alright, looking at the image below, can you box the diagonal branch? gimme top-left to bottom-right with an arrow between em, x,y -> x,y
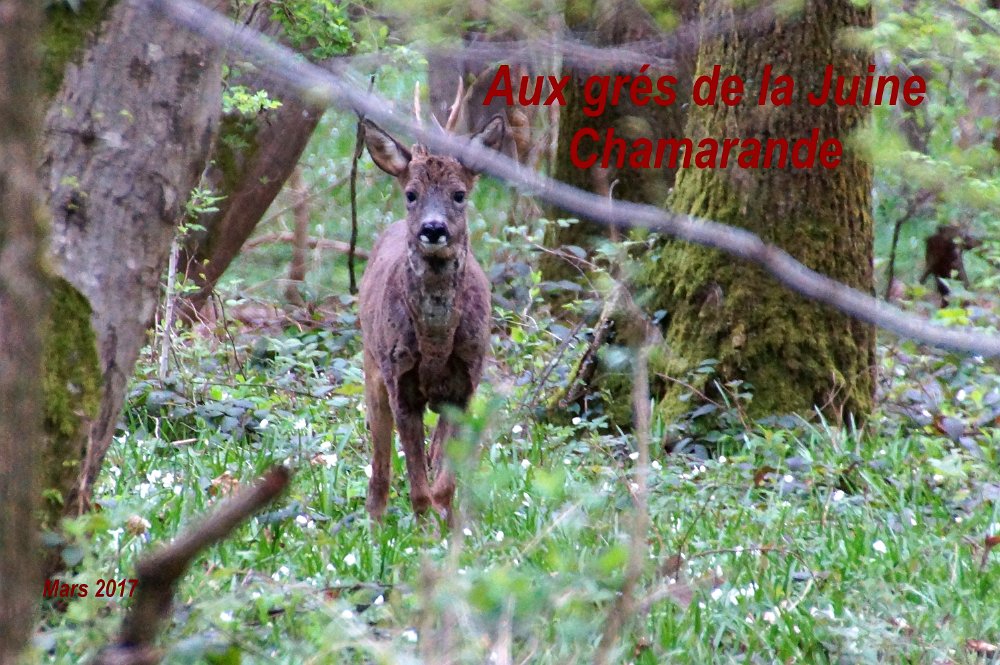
138,0 -> 1000,358
92,466 -> 291,665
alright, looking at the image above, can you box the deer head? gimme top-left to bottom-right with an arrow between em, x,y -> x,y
362,114 -> 506,261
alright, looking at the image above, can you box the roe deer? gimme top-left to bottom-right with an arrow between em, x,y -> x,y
359,113 -> 505,523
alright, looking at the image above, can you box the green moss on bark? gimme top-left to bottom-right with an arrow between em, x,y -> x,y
41,278 -> 101,529
42,1 -> 117,97
639,0 -> 876,425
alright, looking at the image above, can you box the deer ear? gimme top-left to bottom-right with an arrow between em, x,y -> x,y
470,114 -> 506,152
363,120 -> 412,177
461,114 -> 506,175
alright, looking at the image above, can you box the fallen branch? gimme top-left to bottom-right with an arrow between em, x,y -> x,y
92,466 -> 292,665
243,232 -> 369,259
139,0 -> 1000,357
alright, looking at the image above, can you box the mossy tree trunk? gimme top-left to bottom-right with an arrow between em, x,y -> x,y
178,9 -> 326,318
35,2 -> 117,541
0,2 -> 49,659
541,0 -> 696,283
643,0 -> 876,424
43,0 -> 226,518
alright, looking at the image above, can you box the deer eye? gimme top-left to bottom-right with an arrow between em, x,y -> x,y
452,191 -> 466,204
405,190 -> 418,203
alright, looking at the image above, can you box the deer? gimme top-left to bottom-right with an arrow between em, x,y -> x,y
359,96 -> 505,525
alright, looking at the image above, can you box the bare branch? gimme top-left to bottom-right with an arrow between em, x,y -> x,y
244,232 -> 369,257
137,0 -> 1000,357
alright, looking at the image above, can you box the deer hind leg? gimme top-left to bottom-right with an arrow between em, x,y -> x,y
429,417 -> 457,525
364,356 -> 394,522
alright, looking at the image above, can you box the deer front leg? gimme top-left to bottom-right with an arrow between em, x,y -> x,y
392,402 -> 433,516
429,417 -> 457,525
364,355 -> 394,522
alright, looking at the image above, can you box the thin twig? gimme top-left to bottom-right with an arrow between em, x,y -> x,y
348,75 -> 376,295
594,336 -> 654,665
158,238 -> 180,385
883,189 -> 934,300
243,232 -> 369,257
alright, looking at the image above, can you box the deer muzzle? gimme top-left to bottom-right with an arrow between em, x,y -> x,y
418,220 -> 450,247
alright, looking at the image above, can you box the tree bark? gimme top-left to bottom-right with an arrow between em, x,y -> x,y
644,0 -> 876,424
0,1 -> 49,661
177,10 -> 325,319
541,0 -> 696,283
43,0 -> 226,516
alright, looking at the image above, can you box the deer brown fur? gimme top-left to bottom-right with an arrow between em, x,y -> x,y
920,224 -> 982,304
359,115 -> 505,523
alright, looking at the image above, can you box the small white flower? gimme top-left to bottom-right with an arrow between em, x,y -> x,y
782,474 -> 794,484
832,490 -> 846,502
512,424 -> 523,434
259,418 -> 269,429
955,516 -> 963,524
147,469 -> 162,483
219,611 -> 234,622
956,389 -> 967,401
109,465 -> 122,477
397,449 -> 406,458
343,553 -> 357,566
161,472 -> 175,487
763,610 -> 778,624
521,458 -> 531,469
341,609 -> 354,619
651,460 -> 662,471
629,451 -> 639,461
294,418 -> 307,431
494,530 -> 505,543
402,629 -> 418,643
463,527 -> 473,537
137,483 -> 152,499
374,595 -> 384,605
404,547 -> 414,555
710,588 -> 724,601
933,474 -> 944,483
296,515 -> 309,526
326,564 -> 335,572
317,453 -> 338,467
571,417 -> 581,425
718,455 -> 727,463
873,539 -> 888,555
792,625 -> 801,634
363,464 -> 373,479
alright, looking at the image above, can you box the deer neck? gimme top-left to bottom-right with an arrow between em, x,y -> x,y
405,242 -> 468,341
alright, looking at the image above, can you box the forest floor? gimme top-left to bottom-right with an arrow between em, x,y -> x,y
34,104 -> 1000,664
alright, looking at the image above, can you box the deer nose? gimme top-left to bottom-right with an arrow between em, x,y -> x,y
418,221 -> 450,245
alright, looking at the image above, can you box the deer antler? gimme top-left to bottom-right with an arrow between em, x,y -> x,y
413,81 -> 423,127
431,76 -> 466,135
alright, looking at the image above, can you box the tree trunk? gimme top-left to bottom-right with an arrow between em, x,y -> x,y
43,0 -> 226,516
177,11 -> 325,320
541,0 -> 696,283
0,2 -> 49,660
644,0 -> 876,424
